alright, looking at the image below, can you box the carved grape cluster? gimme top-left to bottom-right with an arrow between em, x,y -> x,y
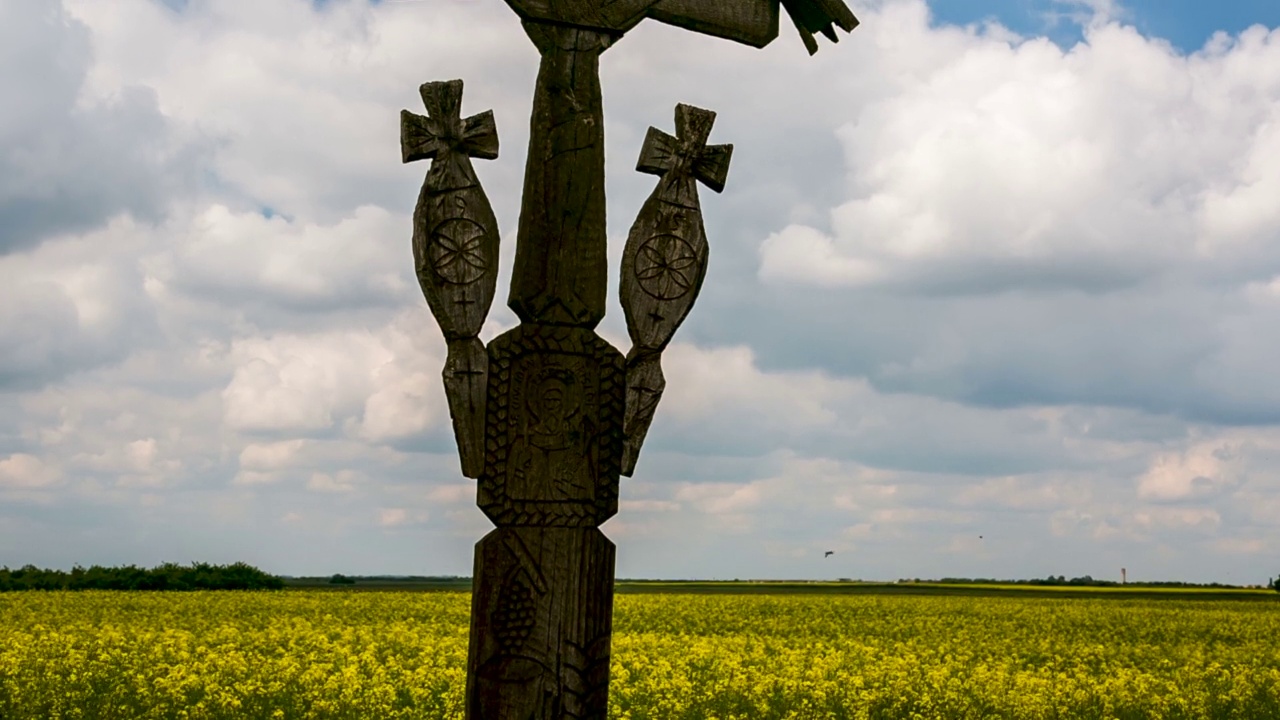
494,578 -> 536,652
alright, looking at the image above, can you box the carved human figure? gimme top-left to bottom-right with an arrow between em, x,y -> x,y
507,367 -> 594,502
478,324 -> 623,527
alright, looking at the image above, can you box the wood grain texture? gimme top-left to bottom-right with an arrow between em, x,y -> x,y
620,104 -> 730,353
646,0 -> 857,54
443,2 -> 862,715
443,337 -> 488,479
508,23 -> 615,329
466,527 -> 615,720
646,0 -> 779,48
780,0 -> 859,55
479,323 -> 625,527
401,79 -> 500,340
502,0 -> 661,33
618,104 -> 730,476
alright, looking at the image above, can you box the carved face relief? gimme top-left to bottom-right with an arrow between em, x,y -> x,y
528,371 -> 579,442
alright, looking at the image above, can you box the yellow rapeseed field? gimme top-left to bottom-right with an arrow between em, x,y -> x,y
1,590 -> 1278,719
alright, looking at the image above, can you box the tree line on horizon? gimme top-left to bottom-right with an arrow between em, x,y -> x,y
0,562 -> 284,591
902,574 -> 1279,590
2,565 -> 1276,592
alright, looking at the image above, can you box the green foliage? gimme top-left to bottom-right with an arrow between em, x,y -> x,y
328,573 -> 356,585
0,562 -> 284,592
915,575 -> 1248,589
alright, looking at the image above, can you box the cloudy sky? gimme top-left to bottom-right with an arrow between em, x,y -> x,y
3,0 -> 1279,583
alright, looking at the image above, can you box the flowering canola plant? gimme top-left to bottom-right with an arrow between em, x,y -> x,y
1,590 -> 1277,719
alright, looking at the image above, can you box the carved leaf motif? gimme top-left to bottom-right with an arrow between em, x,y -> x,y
467,528 -> 615,720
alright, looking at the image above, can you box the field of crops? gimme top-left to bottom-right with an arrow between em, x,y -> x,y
2,589 -> 1278,719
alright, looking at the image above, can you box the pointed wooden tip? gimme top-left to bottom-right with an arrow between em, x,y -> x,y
419,79 -> 464,120
674,103 -> 717,146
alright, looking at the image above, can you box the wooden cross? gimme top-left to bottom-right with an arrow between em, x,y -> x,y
636,104 -> 733,207
401,80 -> 501,481
399,3 -> 858,718
401,80 -> 498,177
618,103 -> 730,476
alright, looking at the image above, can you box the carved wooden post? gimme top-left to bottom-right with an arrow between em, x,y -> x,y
400,2 -> 857,717
401,80 -> 500,480
620,104 -> 732,475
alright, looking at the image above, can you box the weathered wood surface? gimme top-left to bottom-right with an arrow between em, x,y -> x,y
466,527 -> 615,720
780,0 -> 859,55
401,79 -> 500,340
646,0 -> 778,48
621,104 -> 729,351
412,2 -> 863,717
502,0 -> 660,33
508,22 -> 616,329
443,337 -> 488,479
479,323 -> 625,526
647,0 -> 858,54
402,79 -> 500,479
618,103 -> 730,475
620,350 -> 664,476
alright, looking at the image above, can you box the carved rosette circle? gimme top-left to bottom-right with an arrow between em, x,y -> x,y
634,233 -> 699,301
428,216 -> 489,285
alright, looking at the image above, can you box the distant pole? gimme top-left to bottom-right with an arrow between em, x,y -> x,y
1122,567 -> 1126,585
400,1 -> 858,716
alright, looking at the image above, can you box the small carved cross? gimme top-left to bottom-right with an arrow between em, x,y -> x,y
636,104 -> 732,194
401,80 -> 498,191
452,353 -> 485,378
631,383 -> 662,401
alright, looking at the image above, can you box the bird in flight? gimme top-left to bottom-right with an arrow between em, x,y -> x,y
824,550 -> 834,558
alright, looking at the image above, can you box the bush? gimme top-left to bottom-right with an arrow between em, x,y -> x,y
328,574 -> 356,585
0,562 -> 285,592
